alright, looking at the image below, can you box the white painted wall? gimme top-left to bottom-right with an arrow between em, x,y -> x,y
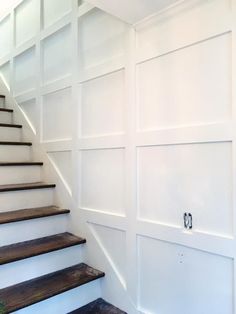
0,0 -> 235,313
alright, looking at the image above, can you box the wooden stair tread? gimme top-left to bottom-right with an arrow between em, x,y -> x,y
69,298 -> 127,314
0,263 -> 105,313
0,182 -> 56,192
0,141 -> 32,146
0,232 -> 86,265
0,108 -> 13,113
0,206 -> 70,225
0,95 -> 5,98
0,123 -> 22,128
0,162 -> 43,166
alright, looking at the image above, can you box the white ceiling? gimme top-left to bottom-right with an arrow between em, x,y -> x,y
87,0 -> 181,24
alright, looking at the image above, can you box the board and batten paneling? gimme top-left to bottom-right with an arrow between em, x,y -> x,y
80,148 -> 125,215
80,70 -> 125,137
135,0 -> 235,313
42,87 -> 73,142
138,142 -> 233,236
15,0 -> 39,47
0,0 -> 235,313
43,0 -> 72,29
138,236 -> 233,314
42,25 -> 72,84
0,16 -> 11,59
137,33 -> 231,131
13,46 -> 36,95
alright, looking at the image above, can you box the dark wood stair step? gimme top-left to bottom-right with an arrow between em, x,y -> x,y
69,298 -> 127,314
0,263 -> 105,313
0,232 -> 86,265
0,123 -> 22,128
0,206 -> 70,225
0,108 -> 13,113
0,141 -> 32,146
0,182 -> 56,193
0,162 -> 43,166
0,95 -> 5,98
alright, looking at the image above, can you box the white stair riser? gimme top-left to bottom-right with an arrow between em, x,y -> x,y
0,127 -> 21,141
0,246 -> 85,288
0,214 -> 69,246
15,280 -> 101,314
0,166 -> 41,185
0,112 -> 12,124
0,145 -> 31,162
0,188 -> 54,211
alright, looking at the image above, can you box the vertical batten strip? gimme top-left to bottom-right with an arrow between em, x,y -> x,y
231,0 -> 236,312
124,26 -> 138,313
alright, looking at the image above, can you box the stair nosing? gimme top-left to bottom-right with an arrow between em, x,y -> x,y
0,108 -> 13,113
0,206 -> 70,225
0,162 -> 43,166
0,182 -> 56,193
0,141 -> 32,146
0,263 -> 105,313
0,232 -> 86,266
0,123 -> 22,128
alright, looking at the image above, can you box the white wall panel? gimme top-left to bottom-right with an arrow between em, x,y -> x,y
19,98 -> 38,134
90,223 -> 126,281
138,34 -> 231,131
80,148 -> 125,215
81,70 -> 125,137
48,151 -> 73,189
42,87 -> 72,141
0,16 -> 11,58
79,8 -> 127,72
138,236 -> 233,314
138,142 -> 232,236
43,0 -> 71,29
15,0 -> 39,46
0,62 -> 10,87
42,25 -> 71,84
14,46 -> 36,95
136,0 -> 231,62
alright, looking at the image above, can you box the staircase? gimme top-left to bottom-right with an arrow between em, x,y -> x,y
0,94 -> 125,313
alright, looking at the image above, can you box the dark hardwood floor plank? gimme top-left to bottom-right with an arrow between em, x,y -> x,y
0,162 -> 43,166
0,206 -> 70,225
0,233 -> 86,265
0,182 -> 56,192
0,123 -> 22,128
0,263 -> 105,313
68,298 -> 127,314
0,141 -> 32,146
0,108 -> 13,113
